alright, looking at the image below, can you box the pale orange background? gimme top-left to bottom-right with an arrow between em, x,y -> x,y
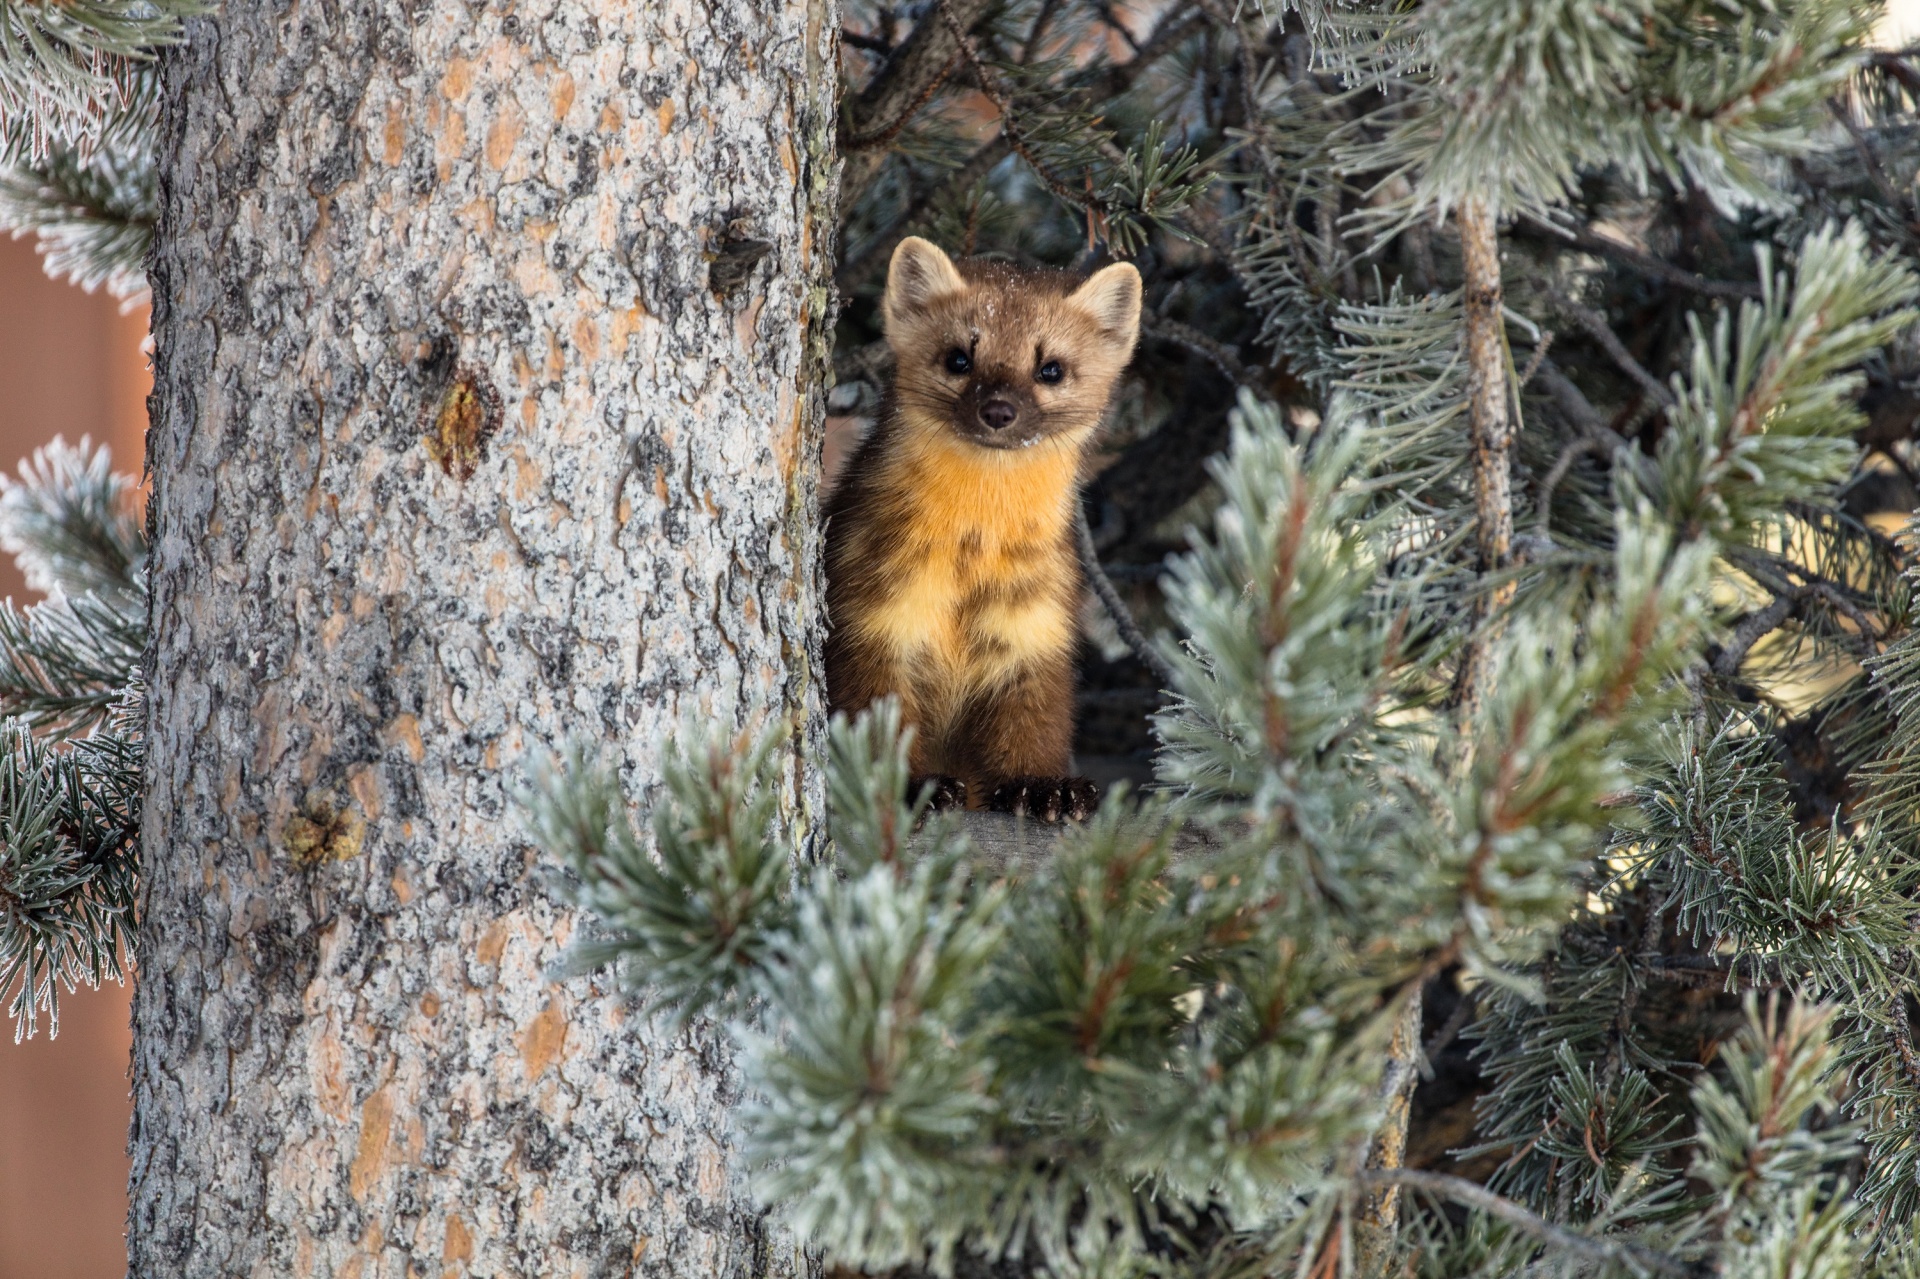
0,232 -> 149,1279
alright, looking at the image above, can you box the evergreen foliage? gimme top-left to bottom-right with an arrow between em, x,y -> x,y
12,0 -> 1920,1275
0,0 -> 189,300
0,439 -> 142,1039
534,0 -> 1920,1273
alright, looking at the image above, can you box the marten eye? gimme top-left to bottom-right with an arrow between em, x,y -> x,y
944,348 -> 971,375
1036,360 -> 1064,384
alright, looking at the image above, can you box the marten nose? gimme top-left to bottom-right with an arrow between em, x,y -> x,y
979,399 -> 1018,431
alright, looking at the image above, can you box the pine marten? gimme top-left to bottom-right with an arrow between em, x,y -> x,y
825,237 -> 1142,822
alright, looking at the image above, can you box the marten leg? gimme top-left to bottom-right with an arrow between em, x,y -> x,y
954,657 -> 1098,822
826,631 -> 967,810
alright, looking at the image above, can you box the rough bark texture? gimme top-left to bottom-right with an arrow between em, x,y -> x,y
1367,197 -> 1513,1256
133,2 -> 836,1275
1451,194 -> 1516,725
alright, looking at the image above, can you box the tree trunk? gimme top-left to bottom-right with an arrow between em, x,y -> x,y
133,3 -> 836,1275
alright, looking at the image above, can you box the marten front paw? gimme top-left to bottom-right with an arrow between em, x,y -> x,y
988,776 -> 1100,823
910,774 -> 969,812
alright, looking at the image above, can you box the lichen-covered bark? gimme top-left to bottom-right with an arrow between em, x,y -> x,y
133,2 -> 836,1274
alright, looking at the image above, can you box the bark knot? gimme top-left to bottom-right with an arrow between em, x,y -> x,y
709,215 -> 773,298
423,370 -> 502,482
284,794 -> 366,864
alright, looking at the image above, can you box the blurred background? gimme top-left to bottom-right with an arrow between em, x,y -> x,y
0,233 -> 147,1279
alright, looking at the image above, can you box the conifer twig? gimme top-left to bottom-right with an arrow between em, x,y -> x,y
1452,195 -> 1516,723
1515,212 -> 1762,301
839,4 -> 1201,285
1077,501 -> 1176,687
1141,314 -> 1253,386
938,0 -> 1097,216
1827,98 -> 1917,237
1534,435 -> 1617,536
1354,1170 -> 1702,1277
1713,592 -> 1801,677
840,0 -> 997,204
1888,989 -> 1920,1093
1557,296 -> 1675,410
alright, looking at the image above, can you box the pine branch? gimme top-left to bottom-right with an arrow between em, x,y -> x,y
1075,501 -> 1174,687
1141,314 -> 1252,386
839,0 -> 996,207
1515,212 -> 1764,301
1451,196 -> 1517,725
839,2 -> 1204,283
1556,294 -> 1678,412
0,0 -> 207,166
1356,1169 -> 1703,1277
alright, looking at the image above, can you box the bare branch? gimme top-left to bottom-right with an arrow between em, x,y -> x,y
1019,0 -> 1063,63
839,137 -> 1014,287
1714,592 -> 1802,678
1869,49 -> 1920,98
1534,434 -> 1618,536
841,26 -> 893,56
1420,988 -> 1476,1076
1889,993 -> 1920,1092
1451,196 -> 1517,722
839,3 -> 1204,279
1076,503 -> 1177,686
1516,330 -> 1554,389
1826,97 -> 1919,239
841,51 -> 963,152
1354,1169 -> 1703,1278
1529,357 -> 1615,436
1516,212 -> 1762,301
1643,954 -> 1786,990
1086,6 -> 1207,100
1556,295 -> 1676,410
840,0 -> 997,206
939,0 -> 1096,214
1141,314 -> 1254,386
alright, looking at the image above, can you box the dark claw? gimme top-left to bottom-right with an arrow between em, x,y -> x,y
987,776 -> 1100,823
910,774 -> 968,812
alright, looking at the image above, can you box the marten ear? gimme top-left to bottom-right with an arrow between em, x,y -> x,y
884,237 -> 967,329
1069,262 -> 1143,352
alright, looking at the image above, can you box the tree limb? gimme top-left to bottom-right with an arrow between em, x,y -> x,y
1870,49 -> 1920,98
1077,501 -> 1177,686
1643,954 -> 1786,990
1556,295 -> 1676,410
1452,196 -> 1517,723
1528,357 -> 1615,436
1889,992 -> 1920,1092
1354,1169 -> 1704,1278
840,0 -> 997,206
1141,314 -> 1253,386
1827,98 -> 1916,236
839,2 -> 1202,280
1515,212 -> 1762,301
1534,434 -> 1618,536
1713,592 -> 1801,678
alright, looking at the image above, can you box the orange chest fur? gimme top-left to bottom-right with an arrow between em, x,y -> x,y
849,439 -> 1082,686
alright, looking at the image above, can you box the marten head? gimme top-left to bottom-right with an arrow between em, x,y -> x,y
881,237 -> 1142,453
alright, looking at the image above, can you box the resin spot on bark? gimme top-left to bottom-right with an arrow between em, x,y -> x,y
422,370 -> 501,481
283,795 -> 366,864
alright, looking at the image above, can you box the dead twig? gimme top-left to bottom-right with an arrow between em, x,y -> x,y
1516,212 -> 1762,301
1355,1169 -> 1704,1278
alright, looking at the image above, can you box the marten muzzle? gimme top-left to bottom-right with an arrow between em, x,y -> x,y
956,382 -> 1044,449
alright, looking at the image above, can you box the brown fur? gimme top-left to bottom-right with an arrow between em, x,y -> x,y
824,239 -> 1142,809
